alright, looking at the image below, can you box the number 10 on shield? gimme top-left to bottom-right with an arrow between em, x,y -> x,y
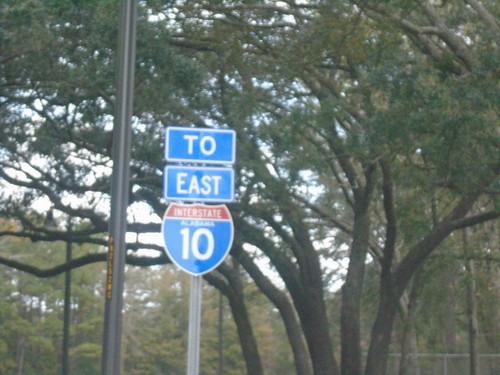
180,228 -> 214,260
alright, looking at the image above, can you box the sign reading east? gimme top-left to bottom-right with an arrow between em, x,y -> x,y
164,165 -> 235,202
166,126 -> 236,165
162,203 -> 234,276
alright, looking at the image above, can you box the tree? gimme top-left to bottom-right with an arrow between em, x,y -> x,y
1,1 -> 498,375
0,220 -> 105,374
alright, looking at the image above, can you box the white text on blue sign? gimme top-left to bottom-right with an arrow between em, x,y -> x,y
166,127 -> 236,164
164,166 -> 235,202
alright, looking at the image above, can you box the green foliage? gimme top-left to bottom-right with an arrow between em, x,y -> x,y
1,243 -> 297,375
119,267 -> 249,374
70,343 -> 102,375
0,225 -> 105,374
1,0 -> 498,374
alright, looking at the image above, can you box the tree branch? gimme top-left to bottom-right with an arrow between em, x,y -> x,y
380,157 -> 397,277
419,1 -> 476,70
465,0 -> 500,39
0,252 -> 168,278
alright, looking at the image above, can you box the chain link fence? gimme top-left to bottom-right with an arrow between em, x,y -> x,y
383,353 -> 500,375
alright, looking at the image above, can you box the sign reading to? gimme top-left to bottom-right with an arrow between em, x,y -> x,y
162,203 -> 234,276
166,126 -> 236,164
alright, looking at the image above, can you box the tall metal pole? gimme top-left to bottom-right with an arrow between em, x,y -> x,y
187,275 -> 203,375
102,1 -> 137,374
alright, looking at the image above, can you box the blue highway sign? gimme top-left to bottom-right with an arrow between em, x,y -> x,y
162,203 -> 234,275
166,127 -> 236,164
164,166 -> 235,202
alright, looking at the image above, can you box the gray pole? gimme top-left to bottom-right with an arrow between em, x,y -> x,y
187,275 -> 203,375
102,0 -> 137,374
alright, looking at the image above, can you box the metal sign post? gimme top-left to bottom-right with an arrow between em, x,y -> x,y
163,126 -> 236,375
102,1 -> 137,374
161,203 -> 234,375
187,275 -> 203,375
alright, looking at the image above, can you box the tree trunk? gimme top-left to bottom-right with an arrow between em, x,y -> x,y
291,224 -> 340,375
398,286 -> 422,375
464,229 -> 480,375
295,287 -> 339,375
466,258 -> 480,375
364,289 -> 399,375
236,247 -> 313,375
207,265 -> 264,375
365,193 -> 484,374
16,336 -> 26,375
443,267 -> 457,353
341,206 -> 371,375
277,296 -> 313,375
236,211 -> 338,375
260,192 -> 341,375
226,287 -> 264,375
